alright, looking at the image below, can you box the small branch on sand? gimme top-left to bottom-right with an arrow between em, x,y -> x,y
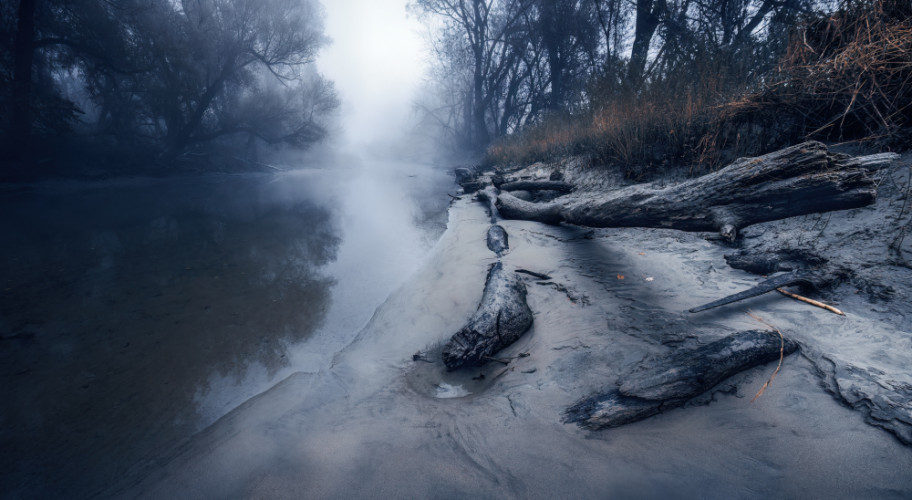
689,272 -> 813,313
515,269 -> 552,280
493,366 -> 514,380
483,352 -> 531,365
776,288 -> 845,315
746,311 -> 786,403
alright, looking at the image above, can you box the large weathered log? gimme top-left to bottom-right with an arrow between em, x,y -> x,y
564,330 -> 798,429
496,142 -> 898,240
441,262 -> 533,371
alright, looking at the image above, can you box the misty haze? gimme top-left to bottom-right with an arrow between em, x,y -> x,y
2,0 -> 912,498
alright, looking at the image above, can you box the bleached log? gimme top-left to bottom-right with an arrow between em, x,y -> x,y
496,142 -> 896,241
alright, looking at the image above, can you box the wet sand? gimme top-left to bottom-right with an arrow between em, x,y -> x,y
111,160 -> 912,498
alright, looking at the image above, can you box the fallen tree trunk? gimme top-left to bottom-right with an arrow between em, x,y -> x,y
442,262 -> 533,370
496,142 -> 897,240
564,330 -> 798,429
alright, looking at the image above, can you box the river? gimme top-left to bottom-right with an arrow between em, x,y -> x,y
0,156 -> 453,498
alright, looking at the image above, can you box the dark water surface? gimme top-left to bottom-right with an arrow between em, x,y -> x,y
0,158 -> 451,497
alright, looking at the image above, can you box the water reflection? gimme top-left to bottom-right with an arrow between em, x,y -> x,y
0,173 -> 341,496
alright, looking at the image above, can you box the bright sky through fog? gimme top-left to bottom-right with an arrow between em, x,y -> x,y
317,0 -> 427,147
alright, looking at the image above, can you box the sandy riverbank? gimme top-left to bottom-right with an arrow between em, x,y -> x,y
112,154 -> 912,498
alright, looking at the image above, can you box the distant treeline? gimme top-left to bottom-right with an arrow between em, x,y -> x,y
411,0 -> 912,171
1,0 -> 338,177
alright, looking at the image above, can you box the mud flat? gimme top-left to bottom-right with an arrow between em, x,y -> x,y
112,156 -> 912,498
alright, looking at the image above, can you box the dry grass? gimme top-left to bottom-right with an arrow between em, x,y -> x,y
486,66 -> 776,175
487,90 -> 720,178
709,0 -> 912,149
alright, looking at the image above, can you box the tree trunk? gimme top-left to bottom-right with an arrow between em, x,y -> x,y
470,0 -> 490,149
472,59 -> 489,148
165,73 -> 228,157
495,142 -> 896,241
541,2 -> 564,112
626,0 -> 665,90
9,0 -> 38,158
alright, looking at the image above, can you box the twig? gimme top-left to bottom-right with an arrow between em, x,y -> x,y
412,351 -> 434,363
746,311 -> 785,403
493,366 -> 513,380
515,269 -> 552,280
483,352 -> 531,366
776,287 -> 845,316
483,355 -> 512,365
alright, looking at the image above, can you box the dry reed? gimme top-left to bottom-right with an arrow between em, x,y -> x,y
747,310 -> 786,403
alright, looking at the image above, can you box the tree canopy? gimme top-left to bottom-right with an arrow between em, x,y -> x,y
1,0 -> 338,174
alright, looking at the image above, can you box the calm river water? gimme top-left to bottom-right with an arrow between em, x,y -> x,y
0,156 -> 452,497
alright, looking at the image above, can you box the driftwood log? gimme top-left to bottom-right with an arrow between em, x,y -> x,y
442,262 -> 533,370
486,225 -> 509,256
564,330 -> 798,429
494,142 -> 897,241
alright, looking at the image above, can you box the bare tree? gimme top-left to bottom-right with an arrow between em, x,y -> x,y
411,0 -> 534,150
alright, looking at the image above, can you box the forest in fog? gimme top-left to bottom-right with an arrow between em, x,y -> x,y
0,0 -> 339,178
411,0 -> 911,170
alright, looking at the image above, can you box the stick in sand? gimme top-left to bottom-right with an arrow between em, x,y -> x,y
776,287 -> 845,316
747,311 -> 785,403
